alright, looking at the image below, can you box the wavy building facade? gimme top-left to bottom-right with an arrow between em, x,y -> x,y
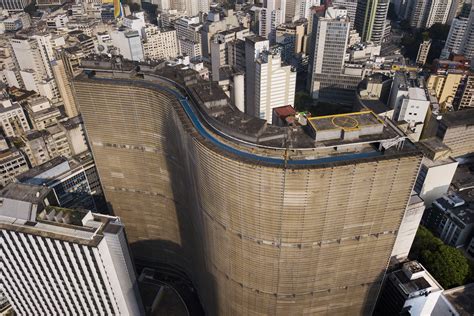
73,59 -> 422,315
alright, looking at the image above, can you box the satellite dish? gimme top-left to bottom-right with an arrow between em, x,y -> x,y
97,44 -> 105,52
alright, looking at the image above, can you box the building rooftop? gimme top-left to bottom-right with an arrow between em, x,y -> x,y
389,261 -> 443,299
408,87 -> 427,101
417,137 -> 452,161
452,162 -> 474,191
0,183 -> 51,204
439,109 -> 474,127
0,148 -> 24,163
246,35 -> 267,43
434,191 -> 474,226
0,183 -> 120,246
308,111 -> 386,142
443,283 -> 474,316
16,156 -> 68,182
273,105 -> 296,119
76,57 -> 421,167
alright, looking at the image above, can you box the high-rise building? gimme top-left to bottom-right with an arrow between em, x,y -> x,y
0,183 -> 144,315
110,29 -> 144,62
307,7 -> 362,102
459,74 -> 474,108
435,108 -> 474,157
175,16 -> 202,59
200,9 -> 241,61
416,39 -> 431,65
210,27 -> 250,81
459,7 -> 474,59
441,15 -> 469,59
0,148 -> 29,186
0,0 -> 31,11
285,0 -> 321,22
409,0 -> 452,29
142,25 -> 180,61
169,0 -> 185,12
51,58 -> 79,117
254,51 -> 296,121
427,72 -> 463,109
259,0 -> 286,43
184,0 -> 209,16
0,98 -> 31,137
245,35 -> 270,116
333,0 -> 358,24
355,0 -> 389,45
73,58 -> 422,315
17,154 -> 106,212
389,72 -> 431,141
375,261 -> 443,315
425,192 -> 474,248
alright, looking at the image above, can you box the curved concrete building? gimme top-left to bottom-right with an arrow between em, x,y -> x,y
73,59 -> 422,315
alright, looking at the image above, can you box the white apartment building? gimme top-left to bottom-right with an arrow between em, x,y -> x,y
143,25 -> 179,61
307,8 -> 354,100
259,0 -> 286,43
459,75 -> 474,108
244,36 -> 270,117
175,16 -> 202,58
416,39 -> 431,65
389,72 -> 430,140
184,0 -> 209,16
0,148 -> 29,186
426,0 -> 452,28
0,183 -> 144,315
410,0 -> 452,29
441,16 -> 468,58
10,34 -> 64,99
255,51 -> 296,122
123,12 -> 146,35
459,7 -> 474,59
46,13 -> 69,29
111,29 -> 144,62
394,87 -> 430,124
0,99 -> 30,137
26,97 -> 61,130
0,0 -> 31,11
210,27 -> 250,81
10,37 -> 49,91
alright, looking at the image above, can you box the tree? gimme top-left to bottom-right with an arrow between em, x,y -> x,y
24,0 -> 37,16
410,226 -> 470,289
427,23 -> 451,41
409,226 -> 443,258
129,2 -> 141,12
294,91 -> 314,112
420,245 -> 470,289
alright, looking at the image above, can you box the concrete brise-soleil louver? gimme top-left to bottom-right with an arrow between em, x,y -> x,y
73,57 -> 423,315
0,183 -> 144,315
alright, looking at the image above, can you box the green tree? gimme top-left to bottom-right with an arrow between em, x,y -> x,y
410,226 -> 470,289
427,23 -> 451,41
24,0 -> 37,16
129,2 -> 141,12
420,245 -> 470,289
294,91 -> 314,112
